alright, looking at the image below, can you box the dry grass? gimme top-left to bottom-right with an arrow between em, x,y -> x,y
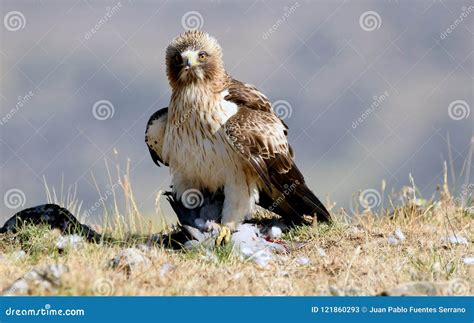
0,163 -> 472,296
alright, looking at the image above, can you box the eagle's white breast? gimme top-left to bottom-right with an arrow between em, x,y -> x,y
163,86 -> 244,196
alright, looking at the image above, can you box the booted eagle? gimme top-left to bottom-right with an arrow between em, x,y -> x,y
146,31 -> 330,244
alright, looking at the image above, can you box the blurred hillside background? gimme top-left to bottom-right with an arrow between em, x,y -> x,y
0,0 -> 472,224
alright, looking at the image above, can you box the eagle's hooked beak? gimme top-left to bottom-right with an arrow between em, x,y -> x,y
182,51 -> 198,71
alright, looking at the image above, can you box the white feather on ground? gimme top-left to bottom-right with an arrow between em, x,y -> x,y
231,224 -> 286,267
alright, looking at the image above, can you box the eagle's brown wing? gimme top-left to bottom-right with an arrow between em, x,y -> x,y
223,78 -> 272,112
224,107 -> 293,189
223,86 -> 331,224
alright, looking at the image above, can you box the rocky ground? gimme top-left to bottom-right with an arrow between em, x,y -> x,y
0,186 -> 472,296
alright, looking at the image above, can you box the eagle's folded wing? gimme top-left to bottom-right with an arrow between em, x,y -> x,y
223,81 -> 331,223
224,107 -> 294,190
224,78 -> 272,112
145,107 -> 169,167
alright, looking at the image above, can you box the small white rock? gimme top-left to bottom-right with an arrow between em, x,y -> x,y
394,228 -> 406,241
159,263 -> 173,277
388,228 -> 405,245
347,226 -> 364,235
432,261 -> 442,273
296,256 -> 311,266
183,240 -> 200,250
2,264 -> 68,296
12,250 -> 26,261
56,235 -> 84,251
388,235 -> 400,245
253,250 -> 272,267
277,270 -> 289,277
444,235 -> 468,245
318,247 -> 326,257
462,257 -> 474,265
109,248 -> 151,273
202,250 -> 218,263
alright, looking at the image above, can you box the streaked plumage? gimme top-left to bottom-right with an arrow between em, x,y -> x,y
146,31 -> 330,230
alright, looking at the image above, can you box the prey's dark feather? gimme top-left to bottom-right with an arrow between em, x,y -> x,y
0,204 -> 102,241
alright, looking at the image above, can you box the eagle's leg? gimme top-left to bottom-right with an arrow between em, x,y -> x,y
214,224 -> 232,246
217,178 -> 258,245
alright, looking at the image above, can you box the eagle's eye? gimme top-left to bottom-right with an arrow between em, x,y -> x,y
198,51 -> 208,62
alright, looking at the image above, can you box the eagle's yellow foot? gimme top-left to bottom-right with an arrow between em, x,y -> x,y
215,224 -> 232,246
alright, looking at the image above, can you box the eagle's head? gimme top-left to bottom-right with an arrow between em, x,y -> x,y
166,31 -> 225,89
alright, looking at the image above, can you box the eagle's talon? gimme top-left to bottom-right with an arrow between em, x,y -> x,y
215,225 -> 232,246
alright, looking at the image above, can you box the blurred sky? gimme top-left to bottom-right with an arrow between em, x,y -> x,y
0,0 -> 472,225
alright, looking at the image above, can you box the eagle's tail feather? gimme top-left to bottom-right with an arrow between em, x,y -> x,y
259,162 -> 331,225
291,182 -> 331,223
